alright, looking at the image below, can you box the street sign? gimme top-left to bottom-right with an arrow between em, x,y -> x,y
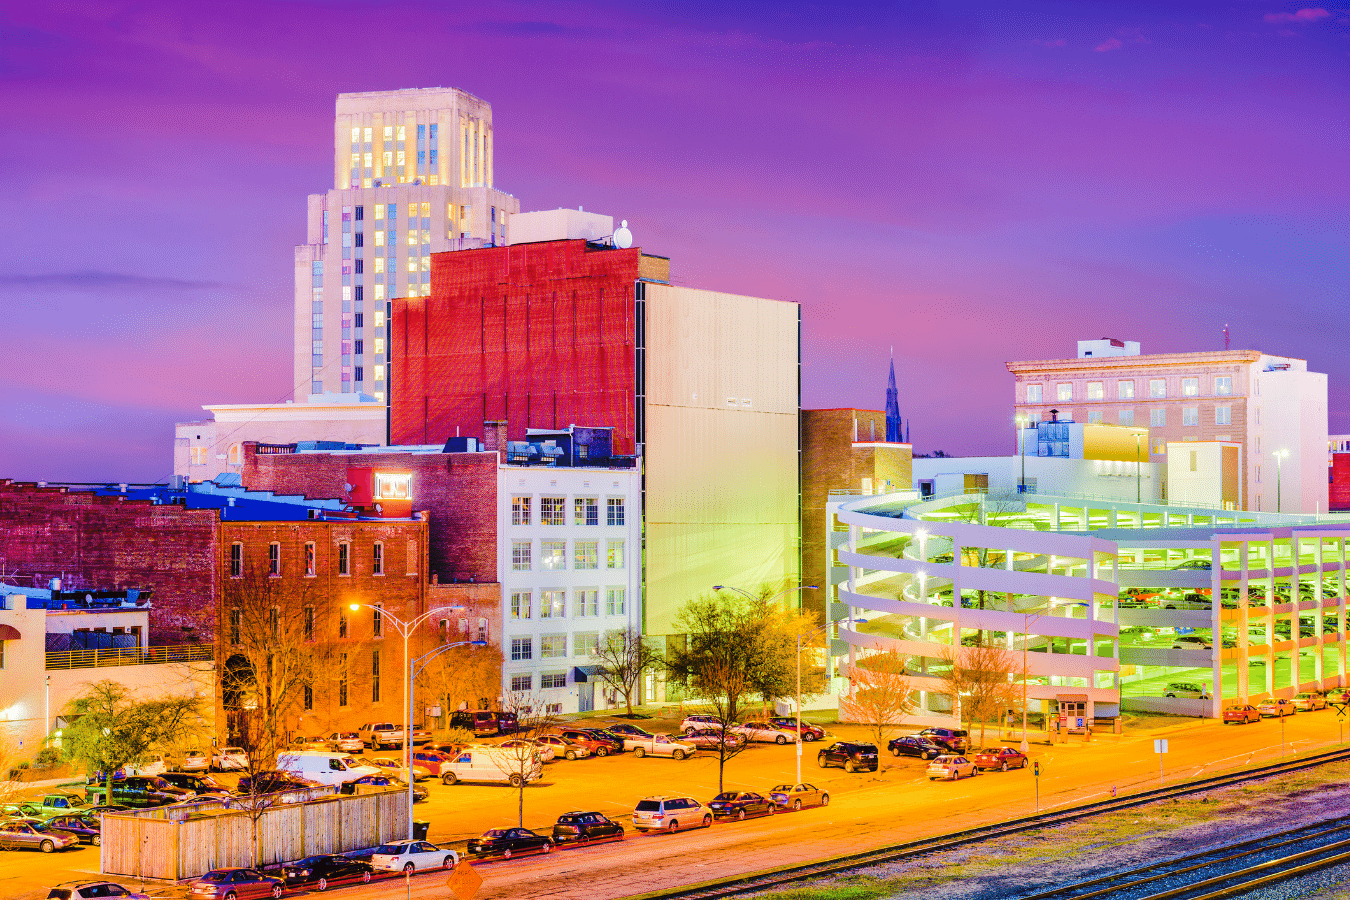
1154,738 -> 1168,754
1331,702 -> 1347,718
447,862 -> 483,900
1033,760 -> 1039,775
1076,717 -> 1085,729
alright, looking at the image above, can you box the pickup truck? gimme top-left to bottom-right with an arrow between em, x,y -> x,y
622,734 -> 697,760
85,775 -> 195,808
2,792 -> 89,817
357,722 -> 407,750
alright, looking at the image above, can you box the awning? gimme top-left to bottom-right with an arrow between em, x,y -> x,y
1055,693 -> 1089,702
572,665 -> 605,683
0,624 -> 21,641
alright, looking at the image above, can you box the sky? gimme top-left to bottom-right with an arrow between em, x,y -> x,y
0,1 -> 1346,482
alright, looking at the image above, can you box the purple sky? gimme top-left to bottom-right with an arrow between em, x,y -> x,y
2,1 -> 1346,482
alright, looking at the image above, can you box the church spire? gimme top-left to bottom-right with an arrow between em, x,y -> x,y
885,349 -> 902,443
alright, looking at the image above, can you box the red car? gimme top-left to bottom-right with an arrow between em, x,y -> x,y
553,729 -> 617,757
768,717 -> 826,742
1223,704 -> 1261,724
187,869 -> 283,900
410,750 -> 453,774
972,747 -> 1028,771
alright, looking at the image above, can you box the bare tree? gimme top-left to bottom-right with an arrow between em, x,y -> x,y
415,638 -> 502,731
840,650 -> 914,759
492,690 -> 559,826
594,627 -> 662,717
940,641 -> 1020,751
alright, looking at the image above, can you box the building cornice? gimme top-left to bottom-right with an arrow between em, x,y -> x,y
1006,349 -> 1270,374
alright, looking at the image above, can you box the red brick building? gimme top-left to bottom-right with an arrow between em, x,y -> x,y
1332,444 -> 1350,512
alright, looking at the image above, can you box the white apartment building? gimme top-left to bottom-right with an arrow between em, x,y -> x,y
1008,342 -> 1329,514
497,463 -> 643,715
295,87 -> 520,401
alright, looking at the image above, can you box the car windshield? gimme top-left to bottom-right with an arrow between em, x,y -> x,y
198,872 -> 232,883
635,800 -> 661,811
372,844 -> 406,855
482,829 -> 508,838
771,784 -> 793,792
713,792 -> 737,801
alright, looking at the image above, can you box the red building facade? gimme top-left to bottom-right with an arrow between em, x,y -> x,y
1332,451 -> 1350,512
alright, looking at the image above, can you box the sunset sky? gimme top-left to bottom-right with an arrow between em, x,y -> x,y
2,1 -> 1346,482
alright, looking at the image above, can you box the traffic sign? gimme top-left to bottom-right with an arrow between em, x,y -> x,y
1033,760 -> 1039,776
447,862 -> 483,900
1076,717 -> 1085,729
1154,738 -> 1168,754
1331,702 -> 1347,719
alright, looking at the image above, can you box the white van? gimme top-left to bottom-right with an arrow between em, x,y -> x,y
439,746 -> 542,787
280,751 -> 380,787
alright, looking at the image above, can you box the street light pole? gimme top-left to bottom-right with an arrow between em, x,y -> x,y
1016,415 -> 1027,494
1134,432 -> 1142,505
350,602 -> 467,840
1274,449 -> 1288,513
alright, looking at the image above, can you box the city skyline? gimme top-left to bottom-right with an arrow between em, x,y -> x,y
2,1 -> 1346,482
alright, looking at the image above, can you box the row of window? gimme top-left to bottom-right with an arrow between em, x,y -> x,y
228,540 -> 414,579
511,496 -> 625,527
511,671 -> 570,692
509,631 -> 604,661
1026,376 -> 1233,404
510,540 -> 624,572
1038,406 -> 1235,428
509,588 -> 626,620
229,606 -> 489,646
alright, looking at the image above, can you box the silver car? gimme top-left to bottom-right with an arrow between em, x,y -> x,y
632,796 -> 713,832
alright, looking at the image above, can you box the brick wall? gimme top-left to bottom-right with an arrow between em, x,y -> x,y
0,482 -> 220,646
1332,454 -> 1350,512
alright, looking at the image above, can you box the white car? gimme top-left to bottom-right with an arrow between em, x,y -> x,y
534,735 -> 590,760
370,756 -> 433,781
179,750 -> 211,772
369,839 -> 459,873
624,734 -> 696,760
328,732 -> 365,753
501,739 -> 554,763
734,721 -> 798,745
212,747 -> 248,772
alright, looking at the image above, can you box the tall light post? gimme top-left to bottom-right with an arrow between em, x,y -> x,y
1016,415 -> 1028,494
712,583 -> 820,782
1019,601 -> 1052,753
1134,431 -> 1142,505
1274,449 -> 1289,513
350,602 -> 473,839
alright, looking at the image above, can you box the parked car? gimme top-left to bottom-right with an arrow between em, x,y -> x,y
327,733 -> 365,754
1172,558 -> 1212,570
734,721 -> 798,745
817,742 -> 879,773
466,827 -> 554,859
47,884 -> 149,900
1326,688 -> 1350,705
13,792 -> 89,817
124,753 -> 171,777
341,774 -> 428,801
369,839 -> 459,873
1223,704 -> 1261,724
278,751 -> 378,788
1172,635 -> 1214,650
534,735 -> 590,760
708,791 -> 776,820
888,736 -> 944,760
289,736 -> 330,752
438,746 -> 541,786
280,854 -> 373,891
683,729 -> 746,751
501,738 -> 555,763
1258,698 -> 1297,718
409,750 -> 452,775
369,756 -> 433,781
85,776 -> 194,808
767,783 -> 829,810
1164,682 -> 1212,700
186,868 -> 283,900
357,723 -> 406,750
409,730 -> 434,746
632,796 -> 713,832
551,811 -> 624,844
927,755 -> 978,781
972,747 -> 1028,771
449,710 -> 502,737
178,751 -> 211,772
236,772 -> 324,795
0,819 -> 81,852
1293,692 -> 1328,711
556,728 -> 619,757
626,734 -> 696,760
586,728 -> 631,751
604,723 -> 656,740
768,717 -> 826,741
211,747 -> 248,772
159,772 -> 232,798
43,814 -> 103,845
916,728 -> 969,753
680,714 -> 725,735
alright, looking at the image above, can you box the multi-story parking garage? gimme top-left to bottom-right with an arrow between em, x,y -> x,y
826,491 -> 1350,724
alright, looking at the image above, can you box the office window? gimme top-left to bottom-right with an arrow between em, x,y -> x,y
1216,405 -> 1232,426
1118,380 -> 1135,400
1149,379 -> 1167,398
372,542 -> 384,575
371,650 -> 381,703
1215,376 -> 1232,396
542,541 -> 566,570
1087,411 -> 1103,424
606,588 -> 626,615
541,635 -> 567,659
1182,377 -> 1199,397
338,542 -> 350,575
303,606 -> 314,642
510,637 -> 533,661
230,542 -> 242,578
229,608 -> 241,645
541,590 -> 565,618
574,497 -> 599,526
607,499 -> 625,526
1025,384 -> 1043,403
607,541 -> 624,569
1182,407 -> 1199,426
372,604 -> 383,637
573,631 -> 600,657
541,497 -> 566,525
269,606 -> 280,638
1150,409 -> 1166,427
510,591 -> 532,620
303,685 -> 313,710
541,672 -> 567,690
304,542 -> 316,577
1056,383 -> 1073,402
575,541 -> 599,570
577,589 -> 599,616
338,654 -> 348,706
1119,410 -> 1134,426
511,541 -> 532,571
510,673 -> 533,692
1086,382 -> 1104,400
338,608 -> 348,638
512,496 -> 531,526
268,542 -> 281,576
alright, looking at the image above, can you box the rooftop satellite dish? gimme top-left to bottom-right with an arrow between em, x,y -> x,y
613,220 -> 633,249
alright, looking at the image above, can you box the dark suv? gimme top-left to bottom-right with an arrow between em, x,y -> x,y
552,811 -> 625,844
817,742 -> 878,773
917,728 -> 969,753
85,776 -> 194,808
888,735 -> 944,760
450,710 -> 501,737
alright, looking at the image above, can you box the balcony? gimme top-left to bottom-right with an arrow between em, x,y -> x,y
45,644 -> 214,670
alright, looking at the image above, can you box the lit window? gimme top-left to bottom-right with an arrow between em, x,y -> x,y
541,591 -> 565,618
574,497 -> 599,526
511,591 -> 532,619
1215,376 -> 1232,396
372,604 -> 383,637
375,204 -> 385,219
363,127 -> 372,142
511,637 -> 533,661
383,126 -> 393,141
573,631 -> 600,656
607,541 -> 624,569
606,588 -> 625,615
407,258 -> 418,273
1056,383 -> 1073,402
1118,380 -> 1135,399
375,311 -> 386,327
1150,379 -> 1167,398
542,541 -> 566,570
1182,377 -> 1199,396
374,338 -> 385,355
541,672 -> 566,689
421,202 -> 431,216
512,542 -> 532,571
1216,405 -> 1232,426
305,542 -> 316,577
374,231 -> 385,247
541,497 -> 566,525
374,472 -> 409,500
351,127 -> 361,142
397,125 -> 406,141
576,590 -> 599,616
1026,384 -> 1043,403
606,499 -> 625,527
397,150 -> 406,167
511,673 -> 533,691
1182,407 -> 1198,426
374,366 -> 384,381
575,541 -> 599,570
1086,382 -> 1103,400
512,496 -> 531,525
541,635 -> 567,659
374,284 -> 385,300
363,152 -> 372,167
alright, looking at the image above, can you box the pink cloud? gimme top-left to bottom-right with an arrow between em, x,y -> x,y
1094,37 -> 1123,52
1264,8 -> 1331,23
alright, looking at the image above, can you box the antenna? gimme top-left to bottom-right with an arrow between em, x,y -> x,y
613,220 -> 633,250
1223,324 -> 1230,351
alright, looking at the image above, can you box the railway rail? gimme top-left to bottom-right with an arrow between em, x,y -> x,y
626,746 -> 1350,900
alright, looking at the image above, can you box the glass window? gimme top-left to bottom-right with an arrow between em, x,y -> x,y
1216,405 -> 1232,426
510,592 -> 531,620
542,541 -> 566,570
303,606 -> 314,642
1118,380 -> 1135,400
575,541 -> 598,570
1182,407 -> 1199,426
511,673 -> 533,692
541,672 -> 566,690
510,638 -> 532,661
1086,382 -> 1103,400
1025,384 -> 1042,403
576,589 -> 599,617
1119,409 -> 1134,426
1182,377 -> 1199,397
372,542 -> 384,575
372,604 -> 383,637
1056,383 -> 1073,402
606,588 -> 626,615
338,542 -> 350,575
371,650 -> 381,702
541,635 -> 567,659
1087,410 -> 1103,424
573,631 -> 599,656
268,542 -> 281,576
230,543 -> 242,578
607,541 -> 624,569
541,590 -> 565,618
304,542 -> 316,577
229,608 -> 241,644
512,496 -> 531,526
1215,376 -> 1232,396
1150,408 -> 1166,427
511,541 -> 532,571
606,499 -> 625,527
574,497 -> 599,525
338,608 -> 348,639
541,497 -> 566,525
1149,379 -> 1167,398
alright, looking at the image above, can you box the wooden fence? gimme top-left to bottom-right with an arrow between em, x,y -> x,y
99,787 -> 408,880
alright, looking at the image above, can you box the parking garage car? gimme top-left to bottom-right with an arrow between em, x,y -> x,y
1258,698 -> 1296,717
1293,692 -> 1328,711
1223,704 -> 1261,724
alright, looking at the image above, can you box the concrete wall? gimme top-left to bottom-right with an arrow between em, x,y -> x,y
911,456 -> 1162,503
1261,366 -> 1329,514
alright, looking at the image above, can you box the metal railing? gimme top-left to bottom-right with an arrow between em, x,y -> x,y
45,644 -> 214,670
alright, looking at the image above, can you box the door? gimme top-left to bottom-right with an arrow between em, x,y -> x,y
579,682 -> 595,713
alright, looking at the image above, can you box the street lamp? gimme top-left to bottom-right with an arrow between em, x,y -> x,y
712,583 -> 820,783
1274,449 -> 1289,513
1016,415 -> 1028,494
1018,601 -> 1053,754
349,602 -> 478,839
1134,431 -> 1142,505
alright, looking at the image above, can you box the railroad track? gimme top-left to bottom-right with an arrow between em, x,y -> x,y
627,746 -> 1350,900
